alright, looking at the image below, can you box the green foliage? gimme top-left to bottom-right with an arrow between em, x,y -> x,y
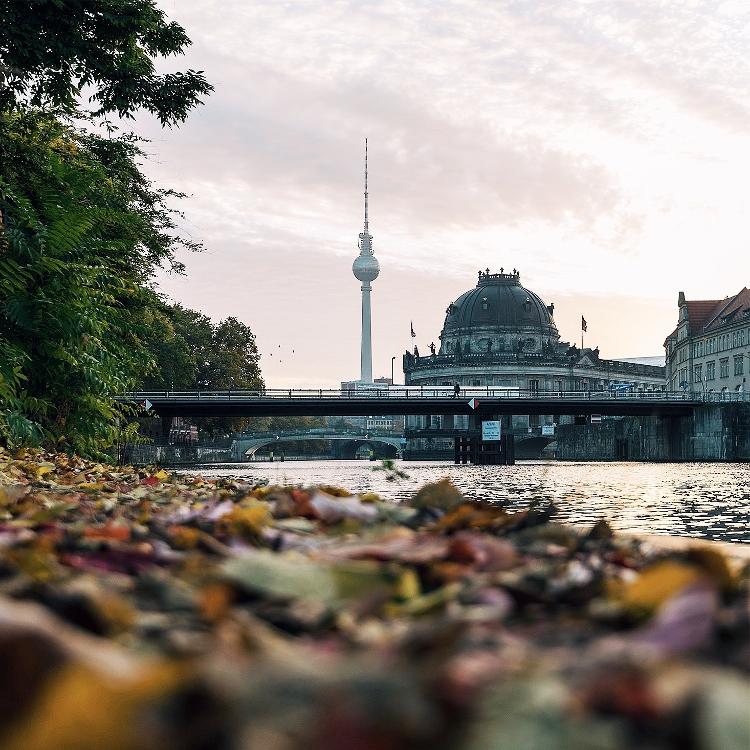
0,112 -> 201,454
373,459 -> 410,482
0,0 -> 212,125
140,302 -> 263,392
0,0 -> 215,454
140,302 -> 264,435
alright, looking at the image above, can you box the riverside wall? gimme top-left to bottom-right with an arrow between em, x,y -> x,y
556,403 -> 750,462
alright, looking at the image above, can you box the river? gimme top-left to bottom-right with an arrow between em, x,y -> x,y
178,460 -> 750,544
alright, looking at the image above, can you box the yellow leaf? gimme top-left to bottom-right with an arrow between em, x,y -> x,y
34,463 -> 55,479
0,662 -> 189,750
619,560 -> 702,614
220,501 -> 272,539
76,482 -> 104,491
394,568 -> 421,601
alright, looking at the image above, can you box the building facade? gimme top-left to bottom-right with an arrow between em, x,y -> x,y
664,287 -> 750,394
403,270 -> 666,456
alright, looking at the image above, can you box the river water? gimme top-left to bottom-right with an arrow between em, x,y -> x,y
180,460 -> 750,544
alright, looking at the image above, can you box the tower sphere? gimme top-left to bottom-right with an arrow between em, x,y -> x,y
353,251 -> 380,282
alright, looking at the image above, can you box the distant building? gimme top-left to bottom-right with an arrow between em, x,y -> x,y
339,377 -> 401,432
664,287 -> 750,394
403,269 -> 666,457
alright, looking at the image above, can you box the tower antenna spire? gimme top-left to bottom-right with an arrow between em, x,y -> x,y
352,137 -> 379,383
364,137 -> 369,233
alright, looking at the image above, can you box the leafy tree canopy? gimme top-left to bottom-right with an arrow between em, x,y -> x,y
0,111 -> 201,453
141,303 -> 263,393
140,302 -> 264,436
0,0 -> 212,124
0,1 -> 215,455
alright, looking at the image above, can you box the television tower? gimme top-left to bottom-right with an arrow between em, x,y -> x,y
352,138 -> 379,383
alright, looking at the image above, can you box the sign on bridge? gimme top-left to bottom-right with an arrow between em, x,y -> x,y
481,420 -> 501,441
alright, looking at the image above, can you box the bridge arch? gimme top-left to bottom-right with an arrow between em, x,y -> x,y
231,432 -> 402,460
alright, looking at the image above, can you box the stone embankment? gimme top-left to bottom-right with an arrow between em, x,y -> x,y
0,449 -> 747,749
557,403 -> 750,461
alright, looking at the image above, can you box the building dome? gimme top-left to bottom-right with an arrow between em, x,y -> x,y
439,270 -> 558,355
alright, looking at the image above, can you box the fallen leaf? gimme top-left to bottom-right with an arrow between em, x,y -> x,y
619,560 -> 703,615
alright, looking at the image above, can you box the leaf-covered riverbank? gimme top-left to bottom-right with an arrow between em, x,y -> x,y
0,450 -> 747,749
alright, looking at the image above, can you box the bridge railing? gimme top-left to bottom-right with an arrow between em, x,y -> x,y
233,429 -> 401,439
124,388 -> 749,402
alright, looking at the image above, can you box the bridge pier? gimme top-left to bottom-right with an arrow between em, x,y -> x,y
453,412 -> 515,465
159,415 -> 172,445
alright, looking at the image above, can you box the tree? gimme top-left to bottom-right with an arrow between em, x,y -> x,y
139,302 -> 264,436
0,1 -> 211,454
0,0 -> 212,124
0,112 -> 203,453
141,303 -> 263,393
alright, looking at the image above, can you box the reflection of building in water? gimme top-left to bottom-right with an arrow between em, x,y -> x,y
664,287 -> 750,394
403,269 -> 666,457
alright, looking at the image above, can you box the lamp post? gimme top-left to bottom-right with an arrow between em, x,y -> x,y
391,355 -> 396,385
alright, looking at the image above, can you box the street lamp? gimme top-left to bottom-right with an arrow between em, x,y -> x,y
391,356 -> 396,385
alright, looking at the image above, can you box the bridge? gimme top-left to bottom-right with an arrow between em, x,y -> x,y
229,429 -> 403,460
120,388 -> 750,462
122,388 -> 743,423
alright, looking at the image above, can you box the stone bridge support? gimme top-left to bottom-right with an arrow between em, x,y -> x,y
555,403 -> 750,462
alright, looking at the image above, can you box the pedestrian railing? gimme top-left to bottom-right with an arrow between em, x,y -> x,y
122,388 -> 750,403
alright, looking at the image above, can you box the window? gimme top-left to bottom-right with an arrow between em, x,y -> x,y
472,380 -> 481,387
720,358 -> 729,378
529,414 -> 540,427
706,361 -> 716,381
734,356 -> 744,376
529,379 -> 540,393
694,364 -> 702,382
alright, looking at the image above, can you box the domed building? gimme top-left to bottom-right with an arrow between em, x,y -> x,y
403,269 -> 666,458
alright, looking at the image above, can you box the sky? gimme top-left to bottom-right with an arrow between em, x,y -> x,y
136,0 -> 750,387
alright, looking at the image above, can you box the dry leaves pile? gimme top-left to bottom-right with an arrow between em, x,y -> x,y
0,450 -> 747,750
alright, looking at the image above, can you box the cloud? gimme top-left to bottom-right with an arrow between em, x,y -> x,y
139,0 -> 750,385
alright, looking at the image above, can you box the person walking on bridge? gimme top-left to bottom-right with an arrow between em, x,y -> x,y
453,383 -> 460,398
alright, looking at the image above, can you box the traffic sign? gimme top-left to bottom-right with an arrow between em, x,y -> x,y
468,398 -> 479,410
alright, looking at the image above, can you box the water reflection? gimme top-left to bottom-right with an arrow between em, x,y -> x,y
181,461 -> 750,544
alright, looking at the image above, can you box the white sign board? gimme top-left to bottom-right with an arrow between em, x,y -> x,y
590,414 -> 602,424
481,420 -> 501,441
541,424 -> 555,436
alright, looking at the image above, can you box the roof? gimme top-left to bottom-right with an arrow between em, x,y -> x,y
614,356 -> 666,367
702,287 -> 750,333
685,300 -> 722,332
669,288 -> 750,347
441,271 -> 558,340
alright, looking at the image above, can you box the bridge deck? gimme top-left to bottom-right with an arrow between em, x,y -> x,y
115,388 -> 742,418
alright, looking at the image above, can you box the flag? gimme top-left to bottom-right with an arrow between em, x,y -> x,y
581,316 -> 587,332
410,321 -> 416,338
